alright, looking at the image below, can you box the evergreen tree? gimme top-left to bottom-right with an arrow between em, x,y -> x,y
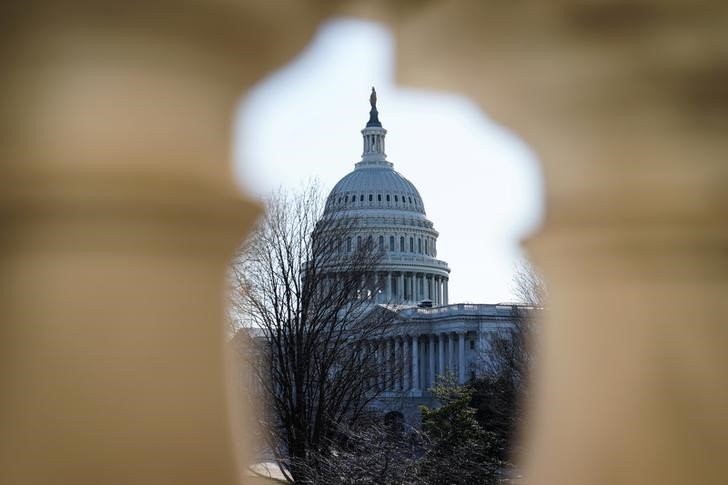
419,377 -> 503,484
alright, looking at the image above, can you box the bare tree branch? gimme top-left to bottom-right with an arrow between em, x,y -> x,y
230,182 -> 398,483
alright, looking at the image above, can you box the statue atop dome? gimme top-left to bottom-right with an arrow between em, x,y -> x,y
366,86 -> 382,128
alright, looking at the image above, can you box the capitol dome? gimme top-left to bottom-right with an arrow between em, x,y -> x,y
322,88 -> 450,306
326,167 -> 426,216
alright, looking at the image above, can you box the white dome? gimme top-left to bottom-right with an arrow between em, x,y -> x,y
325,166 -> 426,216
319,88 -> 450,306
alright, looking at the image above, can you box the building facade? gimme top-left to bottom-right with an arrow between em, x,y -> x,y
323,89 -> 521,422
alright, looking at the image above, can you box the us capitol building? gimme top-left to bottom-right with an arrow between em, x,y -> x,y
322,89 -> 521,421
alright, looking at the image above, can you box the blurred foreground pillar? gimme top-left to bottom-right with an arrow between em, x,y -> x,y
382,1 -> 728,484
0,2 -> 331,484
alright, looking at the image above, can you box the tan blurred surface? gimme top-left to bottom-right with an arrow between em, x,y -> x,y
0,2 -> 335,484
376,1 -> 728,484
2,1 -> 727,484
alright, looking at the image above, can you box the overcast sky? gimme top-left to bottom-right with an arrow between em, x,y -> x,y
234,18 -> 543,303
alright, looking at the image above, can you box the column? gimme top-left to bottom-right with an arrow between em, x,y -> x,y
444,279 -> 449,305
411,335 -> 419,391
397,8 -> 728,484
425,275 -> 431,300
448,332 -> 455,373
428,335 -> 436,388
458,332 -> 467,384
397,273 -> 404,302
386,272 -> 392,301
438,333 -> 446,378
420,338 -> 426,387
408,274 -> 414,302
403,336 -> 411,391
0,5 -> 327,483
436,277 -> 442,305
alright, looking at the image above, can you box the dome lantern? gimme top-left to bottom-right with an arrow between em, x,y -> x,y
359,87 -> 391,168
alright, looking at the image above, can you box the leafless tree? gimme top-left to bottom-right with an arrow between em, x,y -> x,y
300,415 -> 422,485
487,262 -> 545,385
471,261 -> 546,466
230,182 -> 399,483
511,261 -> 547,308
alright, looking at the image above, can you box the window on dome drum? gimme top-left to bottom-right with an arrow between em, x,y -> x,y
378,194 -> 382,202
337,239 -> 342,253
409,196 -> 412,203
394,195 -> 398,202
344,195 -> 348,203
378,236 -> 384,251
409,237 -> 414,252
386,194 -> 390,202
425,239 -> 428,255
360,194 -> 364,202
418,239 -> 422,253
357,236 -> 362,248
367,235 -> 372,247
347,237 -> 352,252
369,194 -> 373,202
389,236 -> 395,251
400,237 -> 405,252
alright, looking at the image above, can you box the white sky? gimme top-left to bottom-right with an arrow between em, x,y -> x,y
234,18 -> 544,303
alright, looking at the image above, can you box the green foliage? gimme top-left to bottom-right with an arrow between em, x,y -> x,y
469,373 -> 521,464
418,376 -> 504,484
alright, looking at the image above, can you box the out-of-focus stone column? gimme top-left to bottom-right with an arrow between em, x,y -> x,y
0,2 -> 334,484
380,1 -> 728,484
